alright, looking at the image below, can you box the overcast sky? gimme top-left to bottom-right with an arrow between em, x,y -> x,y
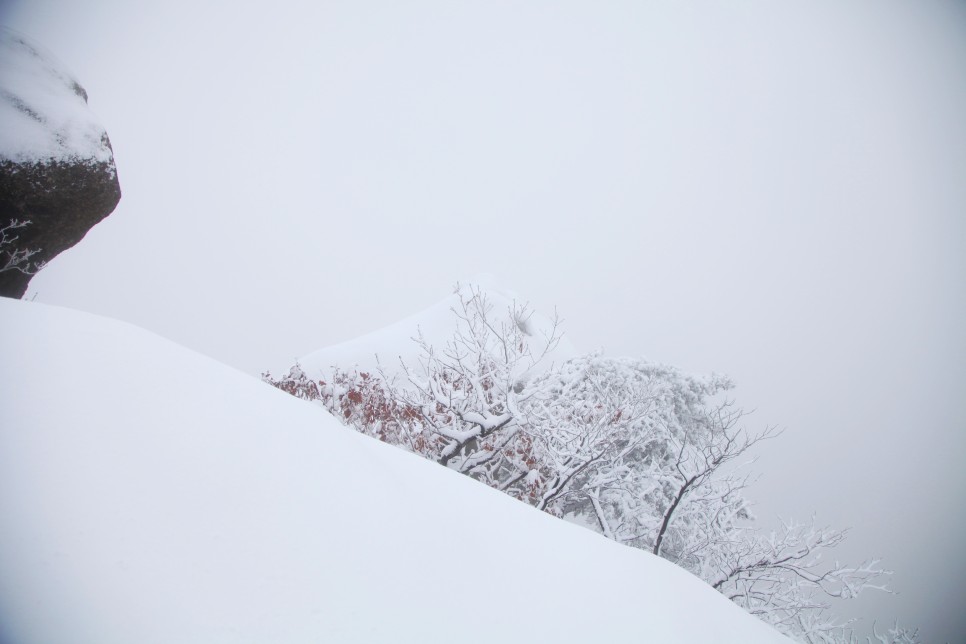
3,0 -> 964,640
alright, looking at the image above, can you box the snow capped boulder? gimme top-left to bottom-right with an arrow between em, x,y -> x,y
0,27 -> 121,298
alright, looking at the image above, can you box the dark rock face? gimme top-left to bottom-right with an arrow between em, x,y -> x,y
0,159 -> 121,297
0,28 -> 121,298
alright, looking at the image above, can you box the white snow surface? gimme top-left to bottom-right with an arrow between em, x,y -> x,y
298,278 -> 577,382
0,298 -> 789,643
0,27 -> 114,164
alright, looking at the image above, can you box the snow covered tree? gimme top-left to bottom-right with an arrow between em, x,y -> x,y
708,518 -> 891,641
264,284 -> 565,498
377,285 -> 563,498
264,286 -> 917,643
517,355 -> 736,540
517,354 -> 665,518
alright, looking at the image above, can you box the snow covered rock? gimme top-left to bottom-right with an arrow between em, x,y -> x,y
0,27 -> 121,298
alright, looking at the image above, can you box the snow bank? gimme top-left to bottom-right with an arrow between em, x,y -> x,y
0,298 -> 788,643
0,27 -> 114,164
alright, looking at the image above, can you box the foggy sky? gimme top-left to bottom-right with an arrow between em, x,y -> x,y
3,0 -> 964,641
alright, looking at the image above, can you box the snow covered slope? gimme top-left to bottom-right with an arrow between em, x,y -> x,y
298,278 -> 576,380
0,298 -> 788,644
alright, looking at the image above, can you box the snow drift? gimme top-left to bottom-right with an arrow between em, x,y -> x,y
0,298 -> 788,643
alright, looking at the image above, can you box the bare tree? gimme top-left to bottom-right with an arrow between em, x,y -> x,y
1,220 -> 45,277
861,621 -> 920,644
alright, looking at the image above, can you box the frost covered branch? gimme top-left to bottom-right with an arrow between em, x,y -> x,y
1,219 -> 46,276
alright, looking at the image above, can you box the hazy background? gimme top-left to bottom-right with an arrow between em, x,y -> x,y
3,0 -> 964,640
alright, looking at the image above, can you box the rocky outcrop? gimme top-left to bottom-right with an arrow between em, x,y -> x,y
0,28 -> 121,298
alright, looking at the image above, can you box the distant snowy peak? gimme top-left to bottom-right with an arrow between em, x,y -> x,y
298,279 -> 577,380
0,27 -> 115,164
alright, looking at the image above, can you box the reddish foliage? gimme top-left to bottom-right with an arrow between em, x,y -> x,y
264,365 -> 438,458
264,364 -> 549,508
